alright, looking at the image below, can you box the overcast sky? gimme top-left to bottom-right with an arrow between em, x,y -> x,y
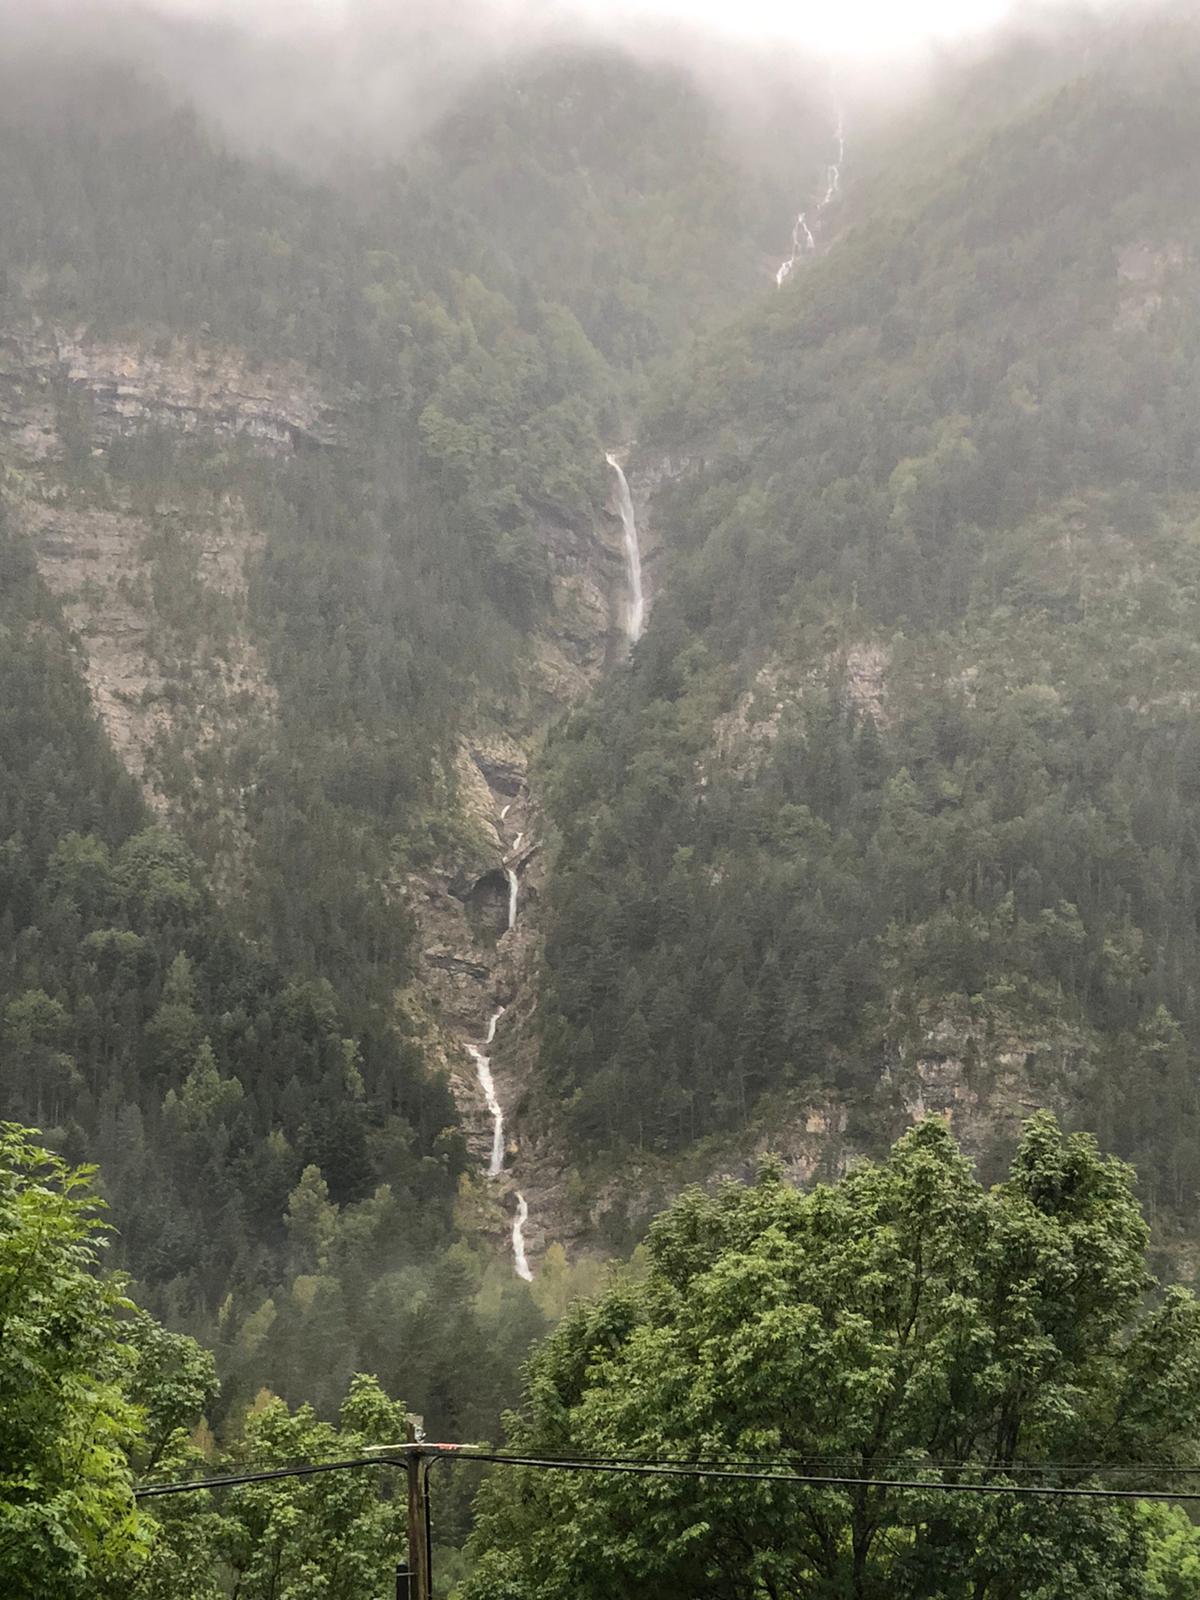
143,0 -> 1037,56
583,0 -> 1011,50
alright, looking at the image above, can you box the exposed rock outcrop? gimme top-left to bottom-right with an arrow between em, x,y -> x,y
711,639 -> 891,772
18,493 -> 275,893
0,323 -> 301,891
0,325 -> 339,457
1116,239 -> 1187,330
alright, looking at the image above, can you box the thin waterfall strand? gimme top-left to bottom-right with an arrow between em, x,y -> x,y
606,452 -> 645,644
512,1192 -> 533,1281
775,213 -> 815,285
465,805 -> 534,1274
775,87 -> 845,287
467,1006 -> 507,1177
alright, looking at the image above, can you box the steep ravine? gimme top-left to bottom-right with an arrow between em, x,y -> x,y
410,451 -> 656,1276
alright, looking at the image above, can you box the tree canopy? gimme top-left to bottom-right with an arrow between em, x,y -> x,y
464,1115 -> 1200,1599
0,1122 -> 418,1599
0,1124 -> 147,1598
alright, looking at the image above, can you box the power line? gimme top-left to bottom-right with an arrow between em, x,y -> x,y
459,1452 -> 1200,1503
435,1449 -> 1200,1477
134,1455 -> 398,1499
134,1448 -> 1200,1504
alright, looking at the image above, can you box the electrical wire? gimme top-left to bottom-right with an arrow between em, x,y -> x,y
134,1455 -> 398,1499
134,1448 -> 1200,1503
425,1449 -> 1200,1477
456,1453 -> 1200,1502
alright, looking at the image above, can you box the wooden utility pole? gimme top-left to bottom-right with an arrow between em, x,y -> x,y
404,1415 -> 432,1600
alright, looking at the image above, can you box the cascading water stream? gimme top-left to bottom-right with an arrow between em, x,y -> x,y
775,87 -> 845,287
775,213 -> 815,286
466,1006 -> 507,1177
512,1193 -> 533,1281
605,452 -> 645,644
463,798 -> 535,1277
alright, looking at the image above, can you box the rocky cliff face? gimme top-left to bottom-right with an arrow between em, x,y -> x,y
529,510 -> 622,704
7,317 -> 1080,1271
710,640 -> 892,773
21,494 -> 273,798
0,325 -> 339,458
426,451 -> 679,1265
1,324 -> 307,893
402,455 -> 670,1268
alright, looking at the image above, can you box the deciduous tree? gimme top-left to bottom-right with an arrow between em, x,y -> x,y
465,1116 -> 1200,1599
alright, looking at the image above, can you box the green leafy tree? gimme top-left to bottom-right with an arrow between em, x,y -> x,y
1142,1504 -> 1200,1599
0,1124 -> 149,1597
137,1376 -> 409,1600
125,1310 -> 219,1476
465,1116 -> 1200,1599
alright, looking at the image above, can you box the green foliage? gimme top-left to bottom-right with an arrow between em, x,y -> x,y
0,36 -> 646,1446
137,1377 -> 410,1600
0,1124 -> 148,1597
1142,1505 -> 1200,1599
11,22 -> 1200,1590
0,1120 -> 457,1599
0,509 -> 489,1427
398,46 -> 801,368
126,1309 -> 220,1477
465,1116 -> 1200,1598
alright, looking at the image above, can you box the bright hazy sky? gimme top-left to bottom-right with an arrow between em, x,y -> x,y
574,0 -> 1012,52
154,0 -> 1023,56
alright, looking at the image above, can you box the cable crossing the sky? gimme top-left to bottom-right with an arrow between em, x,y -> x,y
135,1445 -> 1200,1503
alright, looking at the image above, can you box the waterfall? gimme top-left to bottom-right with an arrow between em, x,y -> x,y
820,103 -> 844,209
466,1006 -> 507,1177
775,88 -> 845,287
463,800 -> 535,1277
775,213 -> 816,286
512,1192 -> 533,1282
605,452 -> 645,644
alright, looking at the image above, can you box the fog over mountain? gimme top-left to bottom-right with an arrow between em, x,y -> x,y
4,0 -> 1132,166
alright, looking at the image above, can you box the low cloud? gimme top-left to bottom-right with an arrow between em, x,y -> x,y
0,0 -> 1140,170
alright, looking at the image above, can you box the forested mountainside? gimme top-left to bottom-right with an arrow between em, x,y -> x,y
0,512 -> 545,1433
535,29 -> 1200,1251
15,4 -> 1200,1593
387,48 -> 807,369
8,0 -> 1200,1456
0,32 -> 828,1437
